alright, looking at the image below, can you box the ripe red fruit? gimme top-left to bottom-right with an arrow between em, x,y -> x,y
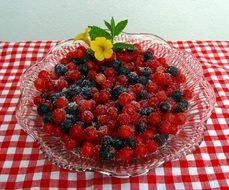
33,96 -> 44,105
116,75 -> 127,85
117,147 -> 133,162
52,127 -> 61,137
148,112 -> 161,125
104,67 -> 115,77
146,140 -> 158,153
142,129 -> 155,140
66,70 -> 81,81
70,124 -> 84,139
81,111 -> 94,123
183,89 -> 192,100
122,103 -> 136,114
95,73 -> 106,85
97,125 -> 109,137
135,143 -> 147,158
67,63 -> 77,70
118,125 -> 134,139
38,70 -> 50,79
129,112 -> 140,125
60,58 -> 68,65
153,73 -> 166,85
132,83 -> 144,94
80,142 -> 95,157
86,60 -> 95,70
65,139 -> 77,150
118,92 -> 132,106
78,100 -> 92,112
34,78 -> 44,91
156,90 -> 167,102
84,127 -> 98,142
175,72 -> 186,83
118,113 -> 130,125
52,109 -> 66,124
129,101 -> 141,110
56,78 -> 68,91
107,106 -> 119,119
54,97 -> 68,109
94,105 -> 107,116
159,121 -> 172,134
174,113 -> 187,125
97,115 -> 110,126
74,46 -> 86,59
162,113 -> 175,123
43,123 -> 54,134
49,71 -> 59,80
99,90 -> 111,103
157,57 -> 167,67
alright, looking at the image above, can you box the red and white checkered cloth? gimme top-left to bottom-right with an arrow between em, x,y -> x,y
0,40 -> 229,189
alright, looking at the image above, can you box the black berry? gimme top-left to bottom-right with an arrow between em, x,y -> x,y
159,102 -> 171,113
175,100 -> 189,113
138,90 -> 148,100
118,66 -> 130,75
54,64 -> 67,76
80,87 -> 92,99
153,134 -> 169,146
138,107 -> 154,116
113,138 -> 125,150
111,60 -> 122,71
127,72 -> 138,84
138,76 -> 148,85
37,103 -> 51,116
141,67 -> 152,77
171,90 -> 183,102
166,66 -> 178,77
125,138 -> 136,149
101,136 -> 113,147
99,146 -> 115,161
78,64 -> 88,75
135,122 -> 147,134
60,119 -> 72,133
65,102 -> 77,115
143,51 -> 153,61
111,86 -> 126,100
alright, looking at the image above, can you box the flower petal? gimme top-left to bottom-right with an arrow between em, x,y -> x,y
95,51 -> 104,61
103,49 -> 113,59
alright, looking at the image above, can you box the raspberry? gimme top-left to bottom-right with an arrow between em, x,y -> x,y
78,100 -> 92,112
38,70 -> 50,79
117,147 -> 133,162
95,73 -> 106,85
97,126 -> 109,137
60,58 -> 68,65
52,126 -> 61,137
34,78 -> 44,91
159,121 -> 172,134
118,113 -> 130,125
130,112 -> 140,125
102,79 -> 114,89
148,112 -> 161,125
65,139 -> 77,150
104,67 -> 115,77
146,140 -> 158,153
116,75 -> 127,85
88,70 -> 97,80
157,57 -> 167,67
162,113 -> 175,123
69,124 -> 84,139
97,115 -> 110,126
42,79 -> 55,92
80,142 -> 95,157
84,126 -> 98,142
74,46 -> 87,59
49,71 -> 59,80
153,73 -> 166,85
107,106 -> 119,119
94,105 -> 107,116
43,123 -> 54,134
67,63 -> 77,70
129,101 -> 140,110
183,89 -> 192,100
122,103 -> 136,114
156,90 -> 167,102
118,125 -> 134,139
54,97 -> 68,109
66,70 -> 81,82
132,83 -> 144,94
56,78 -> 68,91
143,129 -> 155,140
33,96 -> 44,105
170,124 -> 178,134
81,111 -> 94,123
86,60 -> 95,70
175,72 -> 186,83
118,92 -> 132,106
99,90 -> 111,103
174,113 -> 187,125
52,109 -> 66,124
135,143 -> 147,158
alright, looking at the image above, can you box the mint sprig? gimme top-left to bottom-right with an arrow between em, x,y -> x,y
88,17 -> 135,51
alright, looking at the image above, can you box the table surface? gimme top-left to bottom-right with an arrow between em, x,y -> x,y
0,40 -> 229,190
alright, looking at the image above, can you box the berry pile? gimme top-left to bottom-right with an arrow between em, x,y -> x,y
33,45 -> 192,162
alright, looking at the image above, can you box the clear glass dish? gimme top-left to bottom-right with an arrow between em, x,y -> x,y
16,33 -> 215,177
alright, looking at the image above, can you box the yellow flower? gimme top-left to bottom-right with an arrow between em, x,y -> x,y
74,27 -> 91,44
90,37 -> 113,61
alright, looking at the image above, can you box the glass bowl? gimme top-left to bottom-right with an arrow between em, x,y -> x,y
16,33 -> 215,177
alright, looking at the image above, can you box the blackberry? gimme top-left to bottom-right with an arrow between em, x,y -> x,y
70,58 -> 80,64
171,90 -> 183,102
37,103 -> 51,116
65,86 -> 81,99
43,114 -> 53,123
65,102 -> 77,115
125,138 -> 136,149
153,134 -> 169,146
127,72 -> 139,84
50,93 -> 61,102
99,66 -> 106,73
138,90 -> 148,100
141,67 -> 152,77
118,66 -> 130,75
111,60 -> 122,71
101,136 -> 113,147
166,66 -> 178,77
66,114 -> 77,124
138,76 -> 148,85
78,64 -> 88,75
175,100 -> 189,113
115,102 -> 123,112
60,119 -> 72,133
54,64 -> 67,76
81,79 -> 97,88
113,138 -> 125,150
41,93 -> 49,100
80,87 -> 92,99
99,146 -> 115,161
159,102 -> 171,113
85,52 -> 95,61
143,51 -> 153,61
135,122 -> 147,134
138,107 -> 154,116
111,86 -> 126,100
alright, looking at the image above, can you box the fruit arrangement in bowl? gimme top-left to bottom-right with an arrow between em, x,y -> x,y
16,18 -> 215,177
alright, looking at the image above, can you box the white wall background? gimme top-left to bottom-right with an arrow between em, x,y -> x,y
0,0 -> 229,41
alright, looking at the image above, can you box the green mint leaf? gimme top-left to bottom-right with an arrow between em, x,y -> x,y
104,20 -> 112,31
113,42 -> 135,51
114,19 -> 128,36
89,26 -> 112,40
110,17 -> 116,37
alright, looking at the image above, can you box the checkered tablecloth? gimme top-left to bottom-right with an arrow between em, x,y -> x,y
0,40 -> 229,190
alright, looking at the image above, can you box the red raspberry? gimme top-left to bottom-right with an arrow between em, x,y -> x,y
97,115 -> 110,126
49,71 -> 59,80
74,46 -> 86,59
52,109 -> 66,124
72,95 -> 83,104
132,83 -> 144,94
60,133 -> 70,144
162,113 -> 175,123
148,97 -> 159,108
38,70 -> 50,79
159,121 -> 172,134
65,139 -> 77,150
107,106 -> 119,119
129,101 -> 141,110
116,75 -> 127,86
117,147 -> 133,162
147,60 -> 159,72
107,120 -> 117,131
156,90 -> 167,102
174,113 -> 186,125
129,112 -> 140,125
43,79 -> 55,92
95,73 -> 106,85
88,70 -> 97,80
99,90 -> 111,103
84,126 -> 98,142
78,100 -> 92,112
183,89 -> 192,100
66,70 -> 81,81
34,78 -> 44,91
142,129 -> 155,140
118,125 -> 134,139
67,63 -> 77,70
94,105 -> 107,116
122,103 -> 136,114
43,123 -> 54,134
56,78 -> 68,91
175,72 -> 186,83
118,92 -> 132,106
139,100 -> 149,108
33,96 -> 44,105
104,67 -> 115,77
118,113 -> 130,125
157,57 -> 167,67
135,143 -> 147,158
80,142 -> 95,157
146,80 -> 158,93
52,126 -> 61,137
148,112 -> 161,125
135,135 -> 144,144
54,97 -> 68,109
69,124 -> 84,140
153,73 -> 166,85
92,92 -> 100,102
97,125 -> 109,137
156,66 -> 165,73
60,58 -> 68,65
101,80 -> 114,89
86,60 -> 95,70
81,111 -> 94,123
146,140 -> 158,153
170,124 -> 178,134
135,56 -> 144,67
